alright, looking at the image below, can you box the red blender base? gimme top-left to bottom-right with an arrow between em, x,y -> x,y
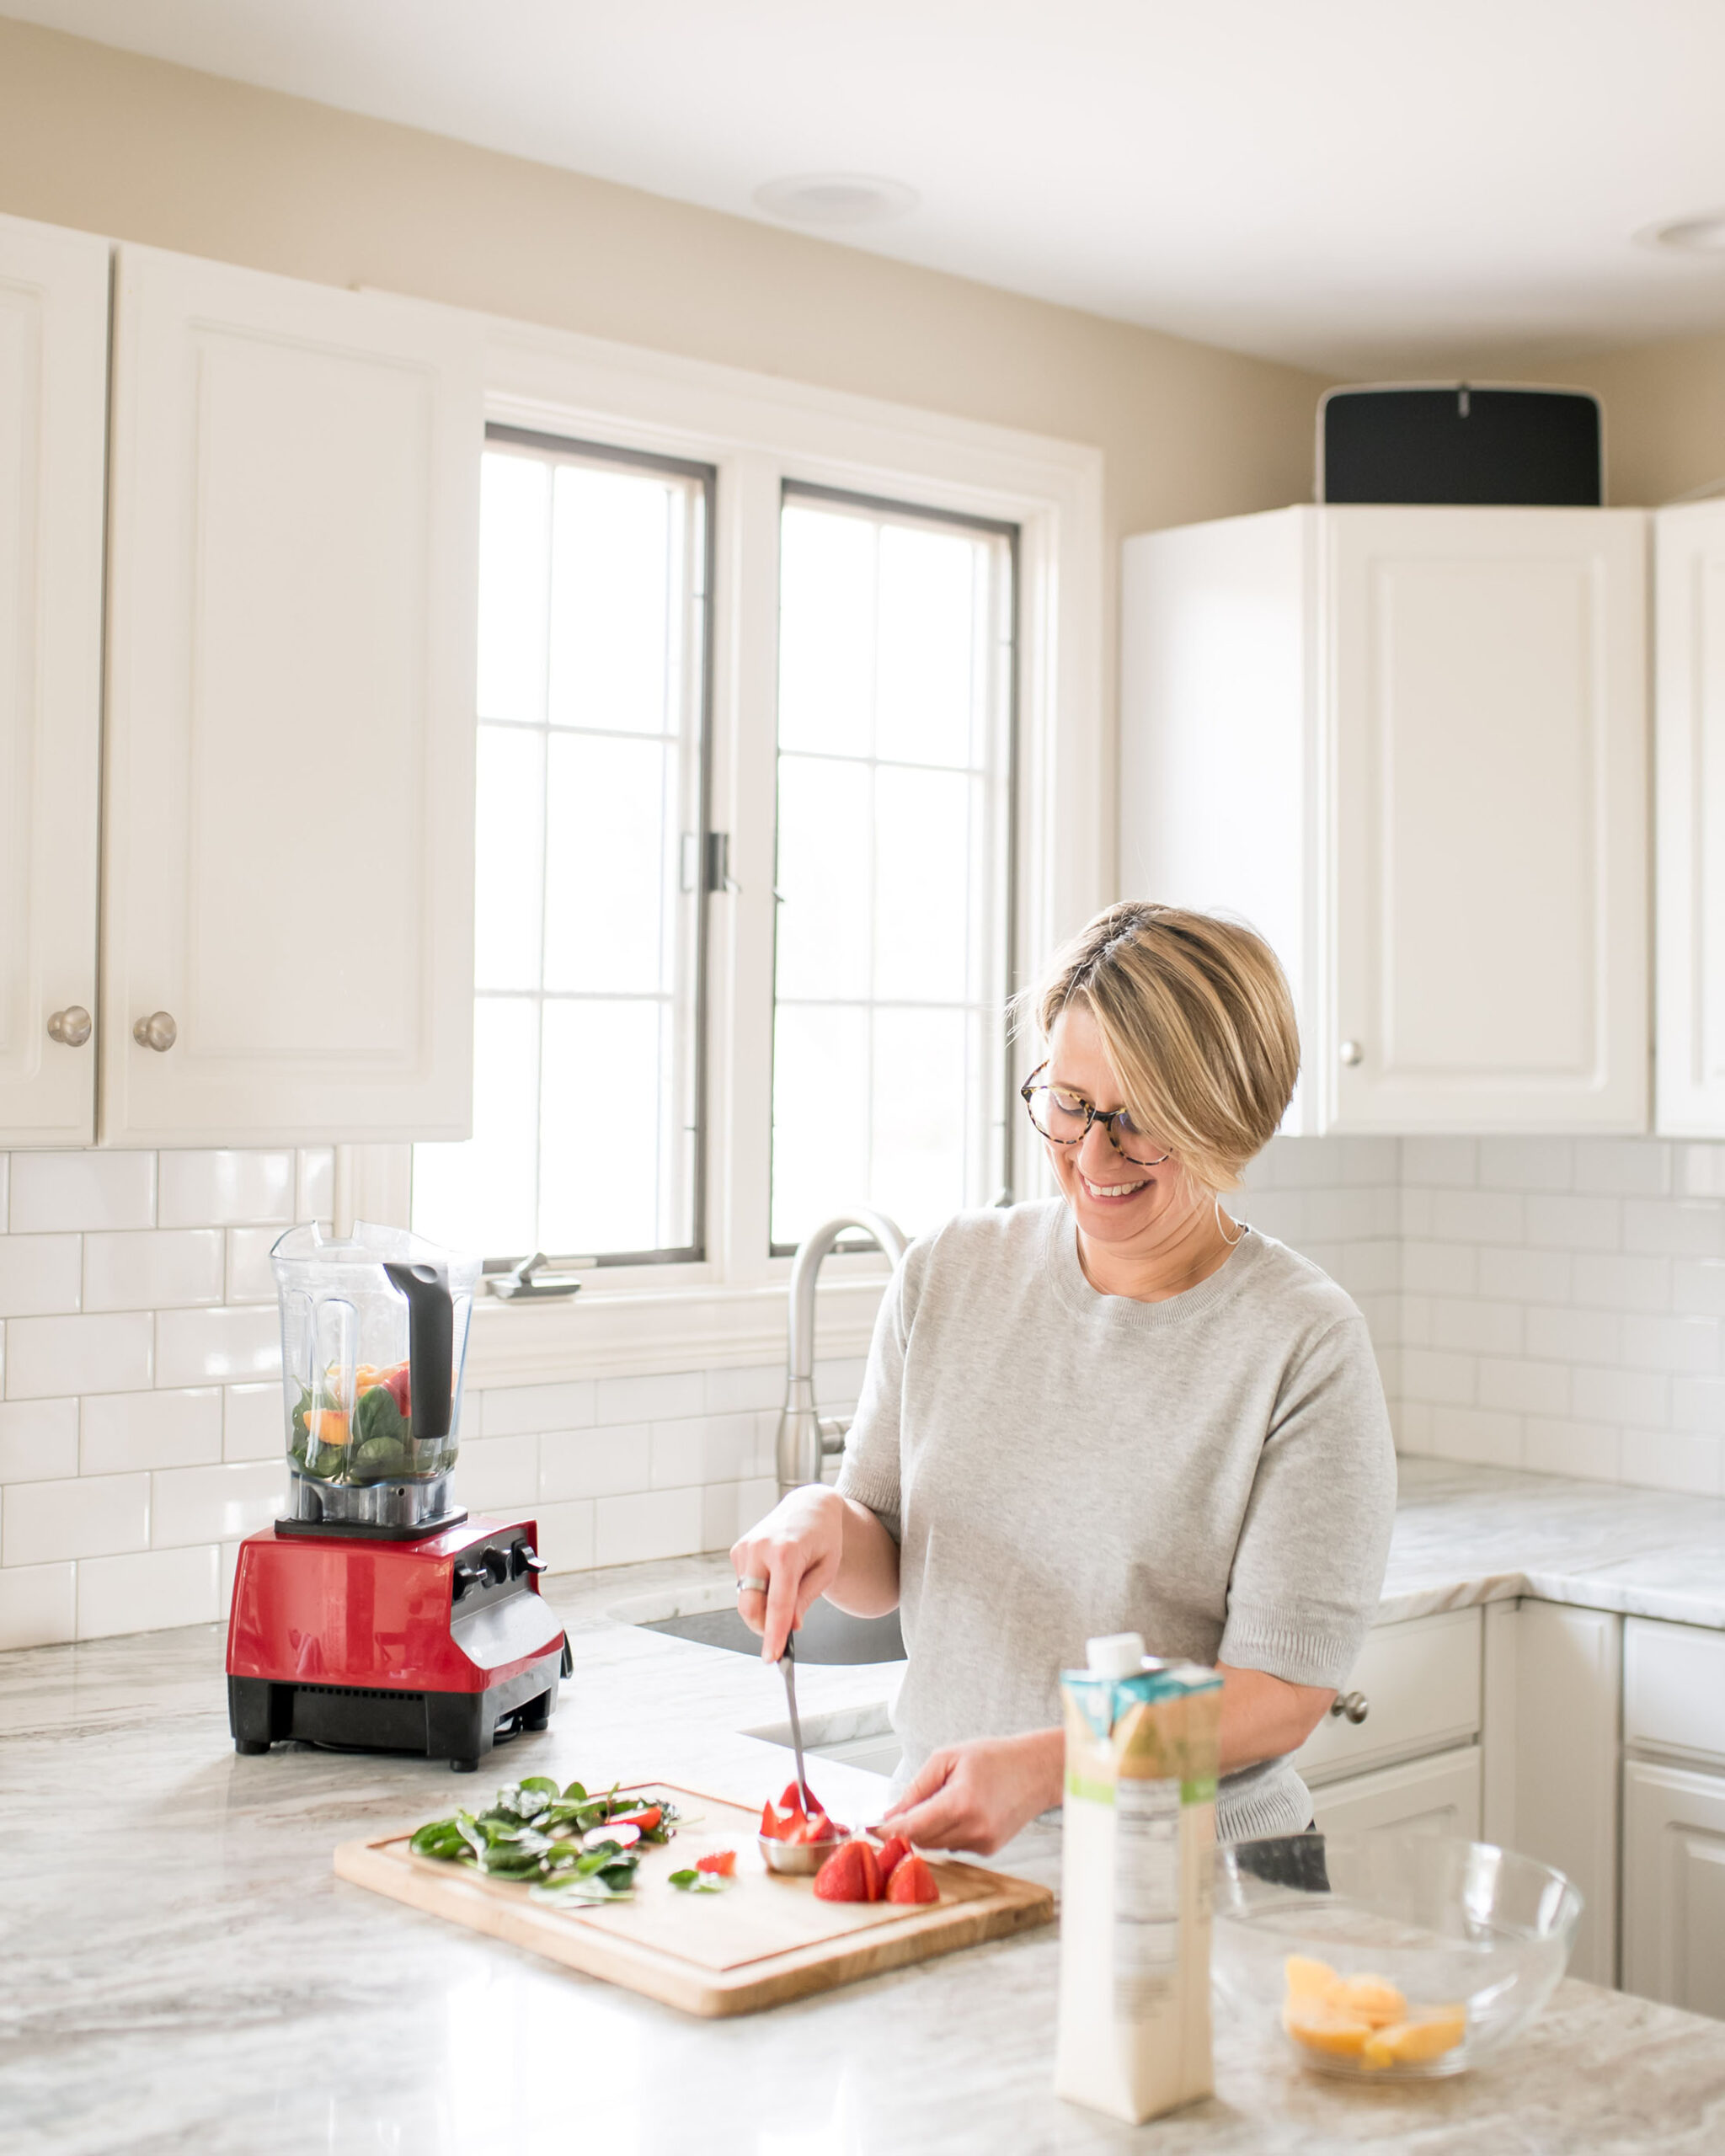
226,1513 -> 569,1772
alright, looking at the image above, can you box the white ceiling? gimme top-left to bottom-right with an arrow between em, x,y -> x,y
12,0 -> 1725,376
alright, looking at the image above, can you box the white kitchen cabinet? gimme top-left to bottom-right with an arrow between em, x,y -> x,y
1622,1762 -> 1725,2018
1120,506 -> 1648,1133
1654,500 -> 1725,1135
101,244 -> 483,1146
1295,1606 -> 1481,1785
1309,1743 -> 1482,1838
0,213 -> 109,1145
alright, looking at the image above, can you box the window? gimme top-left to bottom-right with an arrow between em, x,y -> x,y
770,485 -> 1017,1251
411,426 -> 713,1265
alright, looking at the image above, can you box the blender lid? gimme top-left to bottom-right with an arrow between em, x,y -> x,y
270,1220 -> 482,1287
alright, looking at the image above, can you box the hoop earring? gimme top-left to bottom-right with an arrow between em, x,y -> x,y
1215,1194 -> 1246,1247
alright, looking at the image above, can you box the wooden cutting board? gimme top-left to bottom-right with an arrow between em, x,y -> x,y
334,1780 -> 1054,2016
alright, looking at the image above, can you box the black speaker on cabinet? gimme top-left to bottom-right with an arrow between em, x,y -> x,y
1318,385 -> 1603,506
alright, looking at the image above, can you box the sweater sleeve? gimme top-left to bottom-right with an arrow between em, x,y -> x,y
1217,1312 -> 1397,1690
832,1240 -> 926,1541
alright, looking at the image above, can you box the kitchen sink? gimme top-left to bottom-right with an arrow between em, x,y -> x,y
634,1599 -> 905,1664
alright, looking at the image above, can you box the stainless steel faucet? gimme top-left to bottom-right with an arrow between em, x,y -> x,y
776,1209 -> 909,1498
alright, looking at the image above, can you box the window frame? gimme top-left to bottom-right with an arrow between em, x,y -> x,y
768,477 -> 1023,1257
454,419 -> 718,1272
428,316 -> 1107,1391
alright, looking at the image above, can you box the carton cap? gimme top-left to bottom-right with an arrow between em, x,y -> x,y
1085,1630 -> 1146,1679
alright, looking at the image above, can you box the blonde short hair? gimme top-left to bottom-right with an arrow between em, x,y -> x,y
1022,903 -> 1299,1195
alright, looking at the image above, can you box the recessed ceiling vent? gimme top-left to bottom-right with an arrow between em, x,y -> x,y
752,173 -> 920,227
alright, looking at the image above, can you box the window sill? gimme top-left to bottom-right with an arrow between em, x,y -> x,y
462,1268 -> 891,1390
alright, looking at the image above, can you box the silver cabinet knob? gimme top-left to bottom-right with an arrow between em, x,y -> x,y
1339,1039 -> 1364,1067
133,1011 -> 178,1053
1329,1690 -> 1370,1724
46,1006 -> 92,1047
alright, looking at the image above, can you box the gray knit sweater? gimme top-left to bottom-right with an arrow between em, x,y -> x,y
835,1198 -> 1397,1841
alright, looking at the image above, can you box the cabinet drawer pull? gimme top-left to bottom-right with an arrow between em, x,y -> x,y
1339,1039 -> 1365,1067
133,1011 -> 178,1053
46,1006 -> 92,1047
1330,1691 -> 1370,1724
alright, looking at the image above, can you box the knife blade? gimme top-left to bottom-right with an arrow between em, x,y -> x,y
779,1632 -> 818,1816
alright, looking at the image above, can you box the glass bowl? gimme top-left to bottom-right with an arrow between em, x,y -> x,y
1213,1829 -> 1583,2080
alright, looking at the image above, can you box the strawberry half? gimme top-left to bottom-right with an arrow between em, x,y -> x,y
873,1835 -> 910,1885
812,1840 -> 883,1903
884,1853 -> 939,1905
696,1849 -> 736,1877
778,1782 -> 809,1820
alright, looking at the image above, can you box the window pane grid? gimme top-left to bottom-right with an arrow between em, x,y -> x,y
414,431 -> 713,1266
771,488 -> 1016,1251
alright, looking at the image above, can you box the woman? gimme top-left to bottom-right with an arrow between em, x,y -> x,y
733,902 -> 1396,1853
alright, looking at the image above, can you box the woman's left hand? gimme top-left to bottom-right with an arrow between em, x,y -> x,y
876,1729 -> 1064,1856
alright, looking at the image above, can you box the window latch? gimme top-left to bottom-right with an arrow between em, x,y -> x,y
704,831 -> 740,894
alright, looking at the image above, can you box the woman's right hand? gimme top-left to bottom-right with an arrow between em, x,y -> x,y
730,1485 -> 846,1662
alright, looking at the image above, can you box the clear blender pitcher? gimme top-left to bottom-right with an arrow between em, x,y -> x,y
271,1221 -> 482,1532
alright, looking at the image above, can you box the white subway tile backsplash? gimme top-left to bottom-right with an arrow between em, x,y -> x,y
1525,1195 -> 1621,1251
479,1380 -> 596,1437
1673,1261 -> 1725,1318
1401,1348 -> 1475,1406
0,1235 -> 83,1317
77,1545 -> 220,1639
3,1473 -> 149,1565
1478,1137 -> 1573,1192
81,1388 -> 222,1476
1571,1366 -> 1669,1428
0,1560 -> 75,1649
702,1477 -> 778,1553
1429,1405 -> 1523,1468
151,1460 -> 284,1546
224,1382 -> 282,1461
1671,1375 -> 1725,1433
158,1150 -> 295,1230
1679,1145 -> 1725,1199
0,1398 -> 78,1484
224,1228 -> 280,1305
1525,1305 -> 1616,1364
452,1433 -> 539,1511
1431,1191 -> 1525,1246
1621,1428 -> 1723,1497
1573,1140 -> 1673,1198
595,1370 -> 704,1426
4,1311 -> 153,1399
1402,1138 -> 1477,1187
539,1425 -> 648,1502
534,1499 -> 595,1572
1476,1247 -> 1573,1304
1620,1314 -> 1720,1375
296,1147 -> 335,1223
649,1413 -> 756,1491
83,1229 -> 224,1312
1477,1357 -> 1570,1416
1525,1417 -> 1619,1481
704,1364 -> 784,1416
1622,1199 -> 1725,1259
594,1486 -> 703,1567
1431,1298 -> 1523,1356
154,1305 -> 280,1388
8,1151 -> 154,1233
1402,1241 -> 1477,1296
1570,1253 -> 1672,1312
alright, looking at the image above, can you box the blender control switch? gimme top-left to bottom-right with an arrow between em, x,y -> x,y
482,1547 -> 510,1585
513,1544 -> 549,1577
453,1559 -> 486,1597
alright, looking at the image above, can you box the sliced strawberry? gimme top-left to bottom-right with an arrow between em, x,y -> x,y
696,1849 -> 736,1877
778,1782 -> 809,1819
873,1835 -> 910,1884
787,1813 -> 839,1845
759,1801 -> 786,1840
609,1806 -> 661,1833
812,1839 -> 883,1903
884,1853 -> 939,1905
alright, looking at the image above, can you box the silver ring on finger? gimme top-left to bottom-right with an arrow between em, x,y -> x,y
735,1575 -> 769,1595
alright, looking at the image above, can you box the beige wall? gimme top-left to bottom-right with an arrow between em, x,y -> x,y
0,16 -> 1323,547
1516,336 -> 1725,509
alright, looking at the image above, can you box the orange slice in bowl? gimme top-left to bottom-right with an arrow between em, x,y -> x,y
1334,1972 -> 1407,2028
1360,2006 -> 1466,2070
1283,2000 -> 1374,2057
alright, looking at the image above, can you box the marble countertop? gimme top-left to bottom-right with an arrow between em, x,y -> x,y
8,1463 -> 1725,2153
1381,1454 -> 1725,1630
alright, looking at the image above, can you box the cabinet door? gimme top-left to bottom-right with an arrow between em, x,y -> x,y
101,246 -> 483,1145
1327,507 -> 1648,1132
1295,1607 -> 1481,1785
1654,502 -> 1725,1135
1308,1745 -> 1482,1838
1622,1760 -> 1725,2018
0,214 -> 108,1145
